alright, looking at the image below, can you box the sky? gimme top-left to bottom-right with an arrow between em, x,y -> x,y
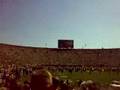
1,0 -> 120,48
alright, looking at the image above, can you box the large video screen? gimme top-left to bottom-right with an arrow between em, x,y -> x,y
58,40 -> 74,49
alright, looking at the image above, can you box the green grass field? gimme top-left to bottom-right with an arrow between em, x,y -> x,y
20,70 -> 120,85
52,71 -> 120,84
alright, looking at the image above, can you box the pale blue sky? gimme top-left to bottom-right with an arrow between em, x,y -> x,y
1,0 -> 120,48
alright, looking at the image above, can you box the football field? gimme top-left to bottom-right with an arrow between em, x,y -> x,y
52,71 -> 120,84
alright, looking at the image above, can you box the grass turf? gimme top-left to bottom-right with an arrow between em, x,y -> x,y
52,71 -> 120,84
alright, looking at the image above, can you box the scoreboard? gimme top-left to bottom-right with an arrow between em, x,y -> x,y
58,40 -> 74,49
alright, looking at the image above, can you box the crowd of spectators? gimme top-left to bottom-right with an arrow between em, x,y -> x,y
0,64 -> 119,90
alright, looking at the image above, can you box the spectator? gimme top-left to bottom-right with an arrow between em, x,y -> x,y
31,69 -> 57,90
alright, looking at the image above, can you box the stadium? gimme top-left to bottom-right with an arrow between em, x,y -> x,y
0,43 -> 120,67
0,43 -> 120,90
1,0 -> 120,89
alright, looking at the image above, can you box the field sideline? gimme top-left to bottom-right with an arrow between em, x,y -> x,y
52,71 -> 120,84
